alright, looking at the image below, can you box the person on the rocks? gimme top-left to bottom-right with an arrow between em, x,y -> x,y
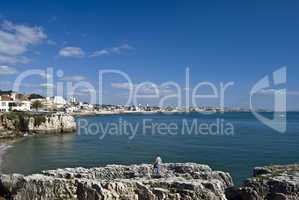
153,155 -> 162,175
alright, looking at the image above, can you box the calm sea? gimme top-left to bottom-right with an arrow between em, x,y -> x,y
1,112 -> 298,185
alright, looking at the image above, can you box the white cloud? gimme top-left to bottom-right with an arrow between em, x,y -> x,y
111,82 -> 176,95
60,75 -> 86,81
59,47 -> 85,58
70,88 -> 96,97
0,54 -> 30,64
0,20 -> 47,64
90,44 -> 133,57
40,83 -> 55,89
112,82 -> 157,94
111,82 -> 133,89
90,49 -> 109,57
0,65 -> 18,75
110,44 -> 133,54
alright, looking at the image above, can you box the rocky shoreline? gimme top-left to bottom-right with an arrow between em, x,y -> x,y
0,163 -> 232,200
0,112 -> 77,139
0,163 -> 297,200
226,164 -> 299,200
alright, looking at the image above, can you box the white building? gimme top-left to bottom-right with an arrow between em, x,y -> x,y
11,101 -> 31,111
44,96 -> 67,109
0,95 -> 31,112
80,102 -> 94,110
65,106 -> 80,113
69,96 -> 78,104
53,96 -> 67,105
0,101 -> 11,112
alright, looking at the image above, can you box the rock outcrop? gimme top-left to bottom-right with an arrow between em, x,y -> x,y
1,162 -> 298,200
0,163 -> 233,200
225,164 -> 299,200
0,112 -> 76,139
27,113 -> 76,134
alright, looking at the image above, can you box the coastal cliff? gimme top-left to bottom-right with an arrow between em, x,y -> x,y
226,164 -> 299,200
0,112 -> 76,139
0,163 -> 233,200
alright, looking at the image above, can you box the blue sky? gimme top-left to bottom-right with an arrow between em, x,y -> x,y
0,0 -> 298,109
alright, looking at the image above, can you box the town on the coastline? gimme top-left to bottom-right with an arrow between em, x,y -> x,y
0,90 -> 252,115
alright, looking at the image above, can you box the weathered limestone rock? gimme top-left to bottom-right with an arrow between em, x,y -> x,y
225,164 -> 299,200
0,163 -> 233,200
28,114 -> 77,134
0,112 -> 76,139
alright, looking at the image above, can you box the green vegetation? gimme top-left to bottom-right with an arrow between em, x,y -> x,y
32,100 -> 43,111
2,111 -> 29,131
0,90 -> 14,95
28,93 -> 45,100
33,115 -> 47,126
2,111 -> 50,130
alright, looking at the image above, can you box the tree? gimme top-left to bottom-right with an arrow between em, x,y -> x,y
28,93 -> 44,100
31,100 -> 43,111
